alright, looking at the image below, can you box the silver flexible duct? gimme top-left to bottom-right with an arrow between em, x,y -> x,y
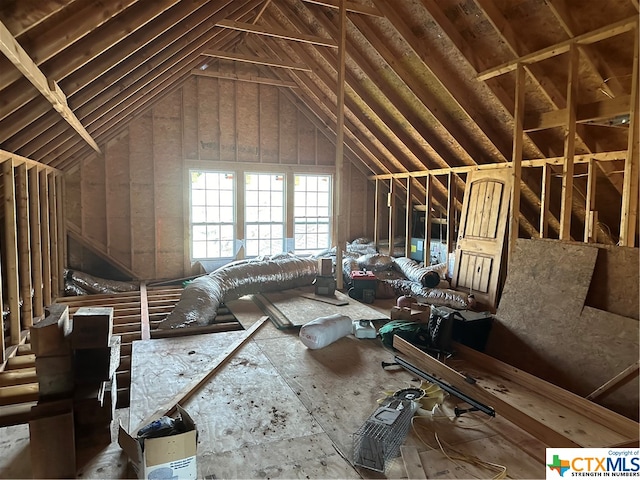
63,269 -> 139,295
382,279 -> 470,310
392,257 -> 448,286
158,253 -> 319,329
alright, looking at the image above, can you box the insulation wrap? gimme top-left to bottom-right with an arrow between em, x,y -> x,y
63,269 -> 139,295
393,258 -> 448,286
357,253 -> 395,272
382,279 -> 470,310
159,253 -> 319,329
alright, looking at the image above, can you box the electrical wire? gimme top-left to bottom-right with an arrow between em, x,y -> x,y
410,412 -> 508,479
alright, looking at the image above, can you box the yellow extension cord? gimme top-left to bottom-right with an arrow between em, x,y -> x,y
410,410 -> 508,480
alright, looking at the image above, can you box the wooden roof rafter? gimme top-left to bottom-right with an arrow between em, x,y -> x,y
544,0 -> 625,98
216,18 -> 338,47
3,0 -> 245,155
19,0 -> 262,168
0,0 -> 141,93
300,0 -> 382,17
286,2 -> 465,174
201,49 -> 312,71
190,68 -> 299,88
0,20 -> 100,153
53,5 -> 261,170
365,1 -> 510,164
473,0 -> 594,157
52,25 -> 254,170
477,16 -> 639,81
0,0 -> 185,123
242,31 -> 453,214
262,7 -> 442,174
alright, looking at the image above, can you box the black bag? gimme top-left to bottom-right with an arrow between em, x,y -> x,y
427,309 -> 455,353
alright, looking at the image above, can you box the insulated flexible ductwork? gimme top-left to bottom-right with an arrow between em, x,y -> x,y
392,258 -> 448,287
158,253 -> 319,329
64,269 -> 139,295
382,279 -> 470,310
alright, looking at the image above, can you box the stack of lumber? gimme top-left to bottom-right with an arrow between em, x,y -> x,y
28,305 -> 119,478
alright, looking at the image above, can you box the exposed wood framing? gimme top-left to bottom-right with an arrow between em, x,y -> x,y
15,163 -> 33,330
216,19 -> 338,47
28,167 -> 43,318
368,151 -> 627,180
584,159 -> 597,242
559,44 -> 579,241
47,173 -> 59,299
404,178 -> 413,258
373,179 -> 381,249
3,160 -> 20,345
191,69 -> 298,88
0,219 -> 4,363
540,163 -> 552,239
423,176 -> 433,265
140,282 -> 150,341
587,362 -> 640,401
620,28 -> 639,247
388,180 -> 396,252
39,170 -> 52,306
509,63 -> 525,257
300,0 -> 382,16
56,174 -> 65,294
477,16 -> 638,81
0,20 -> 100,153
524,95 -> 631,132
333,0 -> 348,290
202,50 -> 312,71
446,172 -> 456,257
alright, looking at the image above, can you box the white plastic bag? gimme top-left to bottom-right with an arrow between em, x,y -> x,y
299,313 -> 353,349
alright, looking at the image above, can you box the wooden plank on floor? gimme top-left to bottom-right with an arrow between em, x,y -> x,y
401,446 -> 427,479
150,322 -> 243,339
133,316 -> 268,432
394,336 -> 636,448
140,281 -> 150,340
417,432 -> 544,479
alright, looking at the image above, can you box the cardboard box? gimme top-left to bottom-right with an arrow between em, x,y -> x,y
118,405 -> 197,480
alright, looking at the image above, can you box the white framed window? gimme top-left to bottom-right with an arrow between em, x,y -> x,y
189,170 -> 235,260
294,174 -> 332,254
245,173 -> 285,257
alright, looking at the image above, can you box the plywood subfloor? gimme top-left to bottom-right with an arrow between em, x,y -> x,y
0,293 -> 546,479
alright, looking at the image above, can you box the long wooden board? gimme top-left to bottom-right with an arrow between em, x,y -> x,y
132,316 -> 268,432
393,336 -> 638,448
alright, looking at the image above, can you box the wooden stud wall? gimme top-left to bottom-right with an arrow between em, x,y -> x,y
0,152 -> 62,364
65,72 -> 373,281
371,22 -> 638,260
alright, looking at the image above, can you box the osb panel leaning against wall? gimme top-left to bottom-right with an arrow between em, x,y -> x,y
65,75 -> 371,281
